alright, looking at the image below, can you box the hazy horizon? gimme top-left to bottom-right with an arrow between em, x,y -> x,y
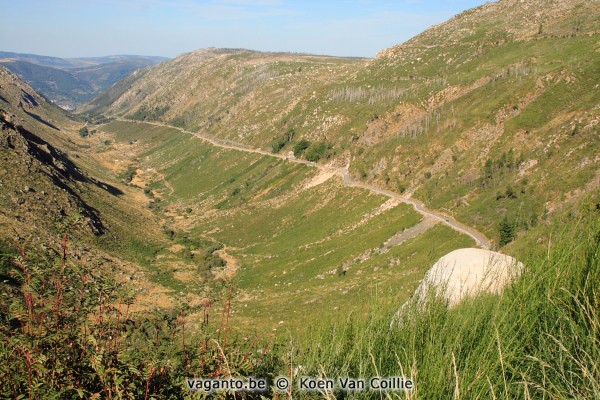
1,0 -> 487,59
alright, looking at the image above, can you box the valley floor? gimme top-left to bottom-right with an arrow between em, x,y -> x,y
98,120 -> 479,332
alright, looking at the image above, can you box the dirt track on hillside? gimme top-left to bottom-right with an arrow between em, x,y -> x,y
115,118 -> 492,249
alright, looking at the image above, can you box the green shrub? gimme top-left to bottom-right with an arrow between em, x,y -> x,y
305,142 -> 332,162
129,105 -> 169,121
505,185 -> 517,199
78,126 -> 89,138
117,166 -> 137,184
164,228 -> 175,240
196,243 -> 226,272
270,127 -> 296,153
293,139 -> 311,157
0,236 -> 280,398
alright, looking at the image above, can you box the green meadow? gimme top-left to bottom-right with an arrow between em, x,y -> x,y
102,120 -> 475,331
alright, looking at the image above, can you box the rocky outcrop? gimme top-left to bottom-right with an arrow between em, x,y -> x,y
0,109 -> 109,235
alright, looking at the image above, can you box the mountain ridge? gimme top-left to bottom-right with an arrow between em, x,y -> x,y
0,51 -> 167,69
377,0 -> 599,60
82,0 -> 599,247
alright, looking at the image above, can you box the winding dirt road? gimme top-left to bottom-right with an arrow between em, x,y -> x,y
115,118 -> 492,249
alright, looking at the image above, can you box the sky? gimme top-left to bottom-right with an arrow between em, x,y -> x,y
0,0 -> 488,59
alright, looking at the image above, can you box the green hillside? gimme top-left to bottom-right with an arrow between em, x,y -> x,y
87,0 -> 599,249
1,0 -> 599,397
99,120 -> 475,332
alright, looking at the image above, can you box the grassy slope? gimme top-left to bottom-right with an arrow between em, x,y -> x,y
87,1 -> 599,249
2,1 -> 599,396
94,20 -> 599,327
0,67 -> 205,307
294,209 -> 599,399
102,120 -> 475,332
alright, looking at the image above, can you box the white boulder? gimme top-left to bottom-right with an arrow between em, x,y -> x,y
414,248 -> 523,307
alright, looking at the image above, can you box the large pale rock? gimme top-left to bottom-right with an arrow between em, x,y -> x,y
414,248 -> 523,307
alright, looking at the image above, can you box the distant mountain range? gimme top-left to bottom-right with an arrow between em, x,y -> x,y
0,51 -> 168,110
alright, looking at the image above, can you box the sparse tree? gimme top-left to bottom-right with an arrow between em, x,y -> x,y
499,216 -> 516,246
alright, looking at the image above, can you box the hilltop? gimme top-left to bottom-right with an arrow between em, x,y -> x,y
378,0 -> 599,58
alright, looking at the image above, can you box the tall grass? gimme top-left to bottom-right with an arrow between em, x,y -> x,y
293,215 -> 599,399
